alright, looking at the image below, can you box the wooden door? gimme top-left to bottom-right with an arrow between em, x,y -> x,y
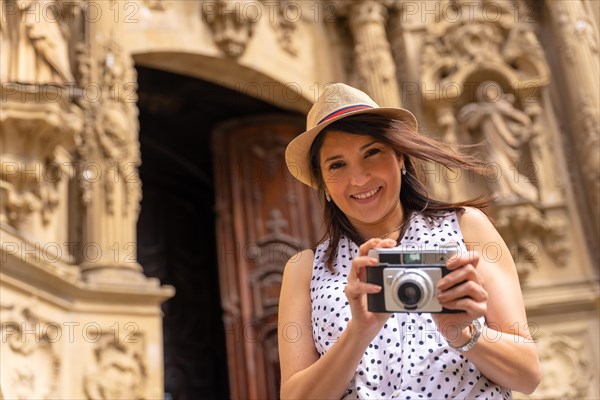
212,115 -> 323,399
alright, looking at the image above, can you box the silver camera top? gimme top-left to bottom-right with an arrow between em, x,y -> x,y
367,247 -> 458,266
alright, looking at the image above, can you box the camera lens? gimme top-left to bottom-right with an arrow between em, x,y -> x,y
391,270 -> 434,310
397,282 -> 422,306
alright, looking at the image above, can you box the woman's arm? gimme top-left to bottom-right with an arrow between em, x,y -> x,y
278,240 -> 395,399
456,207 -> 541,394
278,249 -> 368,399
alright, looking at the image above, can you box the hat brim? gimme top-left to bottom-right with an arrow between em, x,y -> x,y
285,107 -> 418,188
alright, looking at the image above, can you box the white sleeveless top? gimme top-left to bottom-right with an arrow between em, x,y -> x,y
310,211 -> 512,399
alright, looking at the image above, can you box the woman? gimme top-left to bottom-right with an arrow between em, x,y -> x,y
278,83 -> 541,399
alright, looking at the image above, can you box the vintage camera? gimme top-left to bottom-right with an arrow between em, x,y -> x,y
366,247 -> 463,313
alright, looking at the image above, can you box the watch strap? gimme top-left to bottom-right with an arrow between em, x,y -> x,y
449,318 -> 483,353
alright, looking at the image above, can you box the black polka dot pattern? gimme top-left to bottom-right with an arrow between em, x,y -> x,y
310,211 -> 512,399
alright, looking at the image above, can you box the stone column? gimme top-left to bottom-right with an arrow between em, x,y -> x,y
546,0 -> 600,235
74,0 -> 149,286
348,0 -> 402,107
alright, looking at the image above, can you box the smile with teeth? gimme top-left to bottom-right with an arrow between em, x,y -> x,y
351,187 -> 381,200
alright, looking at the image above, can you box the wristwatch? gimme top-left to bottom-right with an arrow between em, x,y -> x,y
449,318 -> 483,353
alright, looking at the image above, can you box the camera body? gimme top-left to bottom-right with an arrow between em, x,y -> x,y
366,247 -> 463,313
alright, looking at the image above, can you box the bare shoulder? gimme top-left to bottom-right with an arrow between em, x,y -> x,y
282,248 -> 315,285
456,206 -> 498,242
457,206 -> 493,227
456,206 -> 513,266
457,207 -> 518,277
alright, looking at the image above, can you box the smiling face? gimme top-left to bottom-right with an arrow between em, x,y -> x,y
319,130 -> 404,234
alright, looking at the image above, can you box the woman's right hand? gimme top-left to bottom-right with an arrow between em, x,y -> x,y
344,238 -> 396,338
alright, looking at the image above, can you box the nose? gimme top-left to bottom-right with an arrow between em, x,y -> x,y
349,163 -> 371,187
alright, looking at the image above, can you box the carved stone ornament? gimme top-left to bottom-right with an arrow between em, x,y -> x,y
576,95 -> 600,208
0,303 -> 61,400
0,0 -> 83,230
347,0 -> 401,107
72,42 -> 95,206
203,0 -> 258,58
493,202 -> 570,283
456,80 -> 566,210
419,2 -> 572,277
77,39 -> 142,216
142,0 -> 170,11
529,331 -> 595,399
420,0 -> 549,106
458,81 -> 538,203
84,331 -> 147,400
555,1 -> 599,64
263,0 -> 299,56
0,84 -> 82,229
0,0 -> 79,84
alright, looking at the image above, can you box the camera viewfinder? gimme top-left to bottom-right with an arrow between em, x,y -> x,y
402,253 -> 422,264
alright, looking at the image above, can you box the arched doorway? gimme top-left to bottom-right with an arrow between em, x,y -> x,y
135,66 -> 299,399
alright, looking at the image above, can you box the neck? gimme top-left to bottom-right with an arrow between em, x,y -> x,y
352,202 -> 405,242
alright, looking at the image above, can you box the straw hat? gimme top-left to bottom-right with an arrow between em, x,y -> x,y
285,83 -> 418,188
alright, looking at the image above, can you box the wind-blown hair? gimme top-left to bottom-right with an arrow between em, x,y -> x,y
309,113 -> 492,271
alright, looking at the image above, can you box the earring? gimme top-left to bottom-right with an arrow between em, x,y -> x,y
401,167 -> 406,176
325,192 -> 331,202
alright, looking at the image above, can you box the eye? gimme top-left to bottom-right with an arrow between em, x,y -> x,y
328,161 -> 345,170
365,147 -> 382,158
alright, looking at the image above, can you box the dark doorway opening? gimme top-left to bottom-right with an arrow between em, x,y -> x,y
135,66 -> 284,399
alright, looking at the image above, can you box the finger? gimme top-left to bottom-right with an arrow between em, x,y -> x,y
358,238 -> 397,256
344,282 -> 382,299
438,280 -> 488,303
437,263 -> 483,291
438,297 -> 487,318
446,250 -> 480,270
351,256 -> 379,281
378,238 -> 397,248
358,238 -> 383,256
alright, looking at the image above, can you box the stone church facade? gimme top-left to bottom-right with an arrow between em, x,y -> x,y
0,0 -> 598,398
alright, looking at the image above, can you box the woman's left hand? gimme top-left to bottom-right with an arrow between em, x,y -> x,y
431,250 -> 488,347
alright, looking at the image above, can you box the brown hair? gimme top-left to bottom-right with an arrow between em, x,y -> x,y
309,113 -> 492,271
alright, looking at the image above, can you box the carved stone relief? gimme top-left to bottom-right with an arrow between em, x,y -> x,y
0,303 -> 60,400
142,0 -> 171,11
74,35 -> 141,217
0,0 -> 85,234
493,202 -> 569,282
262,0 -> 299,56
203,0 -> 258,58
523,331 -> 596,399
420,3 -> 549,106
0,94 -> 82,229
546,0 -> 600,239
84,330 -> 147,400
575,95 -> 600,207
459,81 -> 538,203
97,40 -> 141,216
0,0 -> 78,84
419,0 -> 570,282
0,0 -> 167,398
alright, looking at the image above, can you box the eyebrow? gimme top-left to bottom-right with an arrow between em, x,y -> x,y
323,140 -> 379,163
